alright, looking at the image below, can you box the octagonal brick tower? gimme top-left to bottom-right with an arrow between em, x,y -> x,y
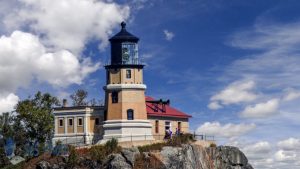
101,22 -> 153,142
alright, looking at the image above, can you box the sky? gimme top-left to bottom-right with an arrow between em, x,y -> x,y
0,0 -> 300,168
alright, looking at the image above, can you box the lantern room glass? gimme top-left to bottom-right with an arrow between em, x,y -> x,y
122,42 -> 138,64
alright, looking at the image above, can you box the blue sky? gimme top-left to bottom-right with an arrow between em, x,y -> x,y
1,0 -> 300,168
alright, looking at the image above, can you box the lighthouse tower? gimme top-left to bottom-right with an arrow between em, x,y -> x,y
102,22 -> 153,142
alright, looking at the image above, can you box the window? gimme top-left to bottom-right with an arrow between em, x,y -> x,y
165,121 -> 171,131
59,118 -> 63,127
178,122 -> 181,132
68,118 -> 73,126
112,91 -> 118,103
126,69 -> 131,79
127,109 -> 134,120
78,117 -> 83,126
155,120 -> 159,133
121,42 -> 138,64
95,118 -> 100,125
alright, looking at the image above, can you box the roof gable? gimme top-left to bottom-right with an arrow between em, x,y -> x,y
146,96 -> 192,118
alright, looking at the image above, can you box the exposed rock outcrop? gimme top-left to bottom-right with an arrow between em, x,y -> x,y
104,154 -> 132,169
32,144 -> 253,169
159,145 -> 253,169
121,147 -> 140,167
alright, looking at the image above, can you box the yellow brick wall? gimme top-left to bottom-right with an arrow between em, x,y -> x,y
107,90 -> 147,120
77,117 -> 84,133
107,68 -> 143,84
148,117 -> 189,140
89,116 -> 104,133
67,117 -> 74,133
57,118 -> 65,134
109,69 -> 121,84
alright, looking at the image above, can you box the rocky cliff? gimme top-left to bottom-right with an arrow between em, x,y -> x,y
35,144 -> 253,169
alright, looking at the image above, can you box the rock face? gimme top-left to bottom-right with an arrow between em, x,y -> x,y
105,154 -> 132,169
121,147 -> 140,167
160,145 -> 253,169
33,144 -> 253,169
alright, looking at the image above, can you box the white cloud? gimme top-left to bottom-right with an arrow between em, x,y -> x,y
240,98 -> 279,118
274,150 -> 297,162
277,138 -> 300,150
229,140 -> 300,169
0,93 -> 19,114
3,0 -> 130,53
196,122 -> 256,139
0,30 -> 100,94
283,88 -> 300,101
242,141 -> 272,159
208,80 -> 257,109
207,101 -> 223,110
163,30 -> 175,41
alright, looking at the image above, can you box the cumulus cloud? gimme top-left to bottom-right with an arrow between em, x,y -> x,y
240,98 -> 279,118
277,138 -> 300,150
0,93 -> 19,114
230,140 -> 300,169
274,150 -> 298,162
208,80 -> 257,109
163,30 -> 175,41
196,122 -> 256,139
3,0 -> 130,53
242,141 -> 272,159
282,88 -> 300,101
0,31 -> 100,94
207,101 -> 223,110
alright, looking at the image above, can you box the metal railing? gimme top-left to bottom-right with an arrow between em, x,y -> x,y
56,133 -> 215,148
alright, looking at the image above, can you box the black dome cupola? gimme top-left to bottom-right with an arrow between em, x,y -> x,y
109,22 -> 139,42
108,22 -> 142,67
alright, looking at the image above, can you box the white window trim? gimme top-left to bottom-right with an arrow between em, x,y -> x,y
78,117 -> 83,126
58,118 -> 64,128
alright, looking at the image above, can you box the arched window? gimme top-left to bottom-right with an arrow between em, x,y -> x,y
127,109 -> 134,120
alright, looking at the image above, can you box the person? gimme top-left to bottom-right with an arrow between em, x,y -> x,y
175,128 -> 179,136
169,129 -> 173,138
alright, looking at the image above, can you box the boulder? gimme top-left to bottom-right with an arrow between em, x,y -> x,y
121,147 -> 140,166
160,146 -> 183,169
213,146 -> 249,168
36,161 -> 50,169
105,154 -> 132,169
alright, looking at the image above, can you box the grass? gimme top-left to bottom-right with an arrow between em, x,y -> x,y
89,138 -> 121,162
138,133 -> 196,152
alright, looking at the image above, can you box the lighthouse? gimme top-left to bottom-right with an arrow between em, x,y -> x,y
102,22 -> 154,142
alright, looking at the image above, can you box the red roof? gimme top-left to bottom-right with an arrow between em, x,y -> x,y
146,96 -> 192,118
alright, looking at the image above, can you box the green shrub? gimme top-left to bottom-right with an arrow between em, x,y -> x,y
104,138 -> 121,154
209,143 -> 217,147
89,144 -> 106,162
55,140 -> 62,146
167,133 -> 196,147
138,142 -> 167,153
67,145 -> 78,168
89,138 -> 121,162
0,147 -> 10,168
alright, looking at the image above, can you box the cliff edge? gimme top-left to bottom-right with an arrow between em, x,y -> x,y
33,143 -> 253,169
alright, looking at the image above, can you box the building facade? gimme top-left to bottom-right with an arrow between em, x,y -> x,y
52,22 -> 191,145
